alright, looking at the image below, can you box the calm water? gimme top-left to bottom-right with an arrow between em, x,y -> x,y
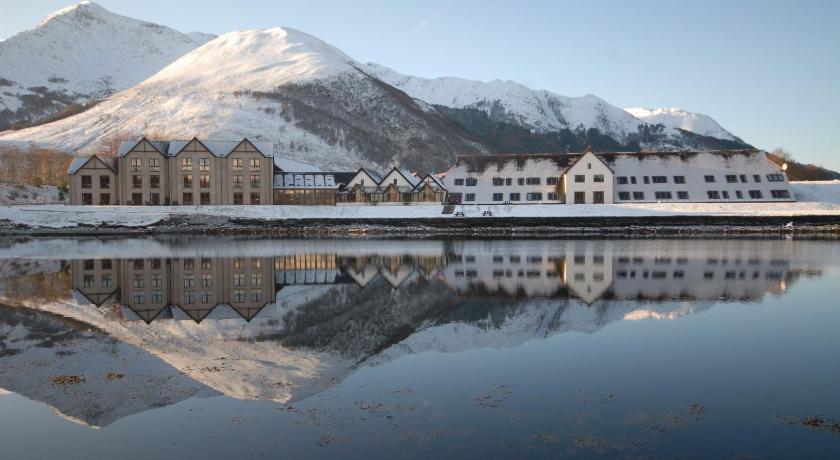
0,237 -> 839,459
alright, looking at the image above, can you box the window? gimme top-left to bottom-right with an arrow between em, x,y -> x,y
492,193 -> 503,201
618,191 -> 631,200
505,178 -> 512,186
102,274 -> 113,287
132,193 -> 142,205
739,174 -> 747,183
132,175 -> 142,188
677,191 -> 689,200
654,191 -> 673,200
652,176 -> 667,184
148,158 -> 160,172
251,291 -> 263,302
81,193 -> 93,205
771,189 -> 791,199
229,174 -> 241,188
149,192 -> 160,205
134,276 -> 145,288
735,190 -> 744,199
722,191 -> 731,199
707,190 -> 721,199
593,174 -> 605,183
99,193 -> 110,205
574,192 -> 585,204
234,273 -> 245,287
184,291 -> 194,305
767,174 -> 785,182
79,175 -> 93,189
199,158 -> 210,172
250,192 -> 261,204
182,258 -> 194,270
234,289 -> 245,303
250,174 -> 261,188
509,192 -> 521,201
643,176 -> 650,184
633,191 -> 645,200
250,158 -> 261,171
630,176 -> 637,185
182,192 -> 193,205
464,193 -> 475,202
202,273 -> 213,288
200,174 -> 211,188
201,258 -> 212,270
101,259 -> 112,270
200,192 -> 210,205
617,176 -> 628,185
133,259 -> 144,270
99,176 -> 110,188
547,177 -> 559,185
183,174 -> 193,187
749,190 -> 763,199
149,175 -> 160,189
587,163 -> 592,170
704,175 -> 716,183
251,272 -> 262,286
133,293 -> 145,304
726,174 -> 738,183
526,177 -> 541,185
234,258 -> 244,269
547,192 -> 558,200
131,158 -> 142,172
492,177 -> 504,186
673,176 -> 686,184
453,178 -> 464,186
251,259 -> 261,269
233,158 -> 243,172
753,174 -> 762,183
233,193 -> 244,205
517,178 -> 525,186
181,158 -> 192,171
526,192 -> 543,201
574,175 -> 585,183
465,178 -> 477,186
593,191 -> 604,204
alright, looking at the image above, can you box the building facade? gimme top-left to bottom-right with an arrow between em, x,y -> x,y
442,149 -> 791,204
67,155 -> 119,205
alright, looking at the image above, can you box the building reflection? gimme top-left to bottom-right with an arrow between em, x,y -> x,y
71,242 -> 797,324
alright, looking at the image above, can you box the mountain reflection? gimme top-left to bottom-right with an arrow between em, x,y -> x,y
70,241 -> 799,324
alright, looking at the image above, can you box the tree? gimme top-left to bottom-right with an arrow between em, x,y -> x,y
771,147 -> 794,163
98,75 -> 116,98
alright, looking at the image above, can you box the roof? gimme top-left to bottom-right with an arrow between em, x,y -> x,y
453,149 -> 766,173
117,139 -> 169,157
118,138 -> 274,158
397,167 -> 421,187
273,156 -> 322,172
359,167 -> 383,184
417,173 -> 446,190
273,172 -> 355,189
67,155 -> 117,174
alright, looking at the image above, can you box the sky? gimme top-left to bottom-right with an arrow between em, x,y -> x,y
1,0 -> 838,169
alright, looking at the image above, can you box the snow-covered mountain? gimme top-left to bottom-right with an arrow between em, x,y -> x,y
0,26 -> 486,171
0,2 -> 749,171
625,107 -> 740,142
0,1 -> 214,130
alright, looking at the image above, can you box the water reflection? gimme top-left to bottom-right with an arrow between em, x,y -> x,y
68,241 -> 802,325
0,238 -> 837,431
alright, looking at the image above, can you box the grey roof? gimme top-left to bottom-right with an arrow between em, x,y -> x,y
118,139 -> 273,158
397,167 -> 421,187
67,155 -> 117,174
273,156 -> 322,172
417,173 -> 446,190
274,171 -> 356,189
359,167 -> 383,184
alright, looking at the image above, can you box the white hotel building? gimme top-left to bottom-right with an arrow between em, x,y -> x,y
441,149 -> 792,204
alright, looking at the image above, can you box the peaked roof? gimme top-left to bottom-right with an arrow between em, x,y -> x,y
66,155 -> 118,174
273,156 -> 322,172
118,138 -> 274,158
417,173 -> 446,190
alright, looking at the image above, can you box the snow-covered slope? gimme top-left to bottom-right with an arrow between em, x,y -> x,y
0,27 -> 485,171
364,63 -> 640,139
0,1 -> 214,129
625,107 -> 739,141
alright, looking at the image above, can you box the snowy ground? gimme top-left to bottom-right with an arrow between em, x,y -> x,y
0,183 -> 64,205
0,181 -> 837,229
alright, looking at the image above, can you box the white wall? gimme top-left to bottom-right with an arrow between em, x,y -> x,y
442,157 -> 567,204
610,152 -> 792,203
564,152 -> 614,204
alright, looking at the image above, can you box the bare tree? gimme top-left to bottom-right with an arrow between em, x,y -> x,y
770,147 -> 794,163
97,74 -> 116,98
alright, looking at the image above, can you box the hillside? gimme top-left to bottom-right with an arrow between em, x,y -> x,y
0,1 -> 214,130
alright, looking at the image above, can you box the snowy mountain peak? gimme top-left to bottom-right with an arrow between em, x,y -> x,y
625,107 -> 738,141
38,1 -> 106,27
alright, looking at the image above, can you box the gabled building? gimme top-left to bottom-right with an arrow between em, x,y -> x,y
67,155 -> 119,205
335,167 -> 447,205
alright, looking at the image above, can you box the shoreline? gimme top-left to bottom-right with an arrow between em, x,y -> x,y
3,213 -> 840,237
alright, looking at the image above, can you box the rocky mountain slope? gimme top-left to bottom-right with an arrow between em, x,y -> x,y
0,1 -> 214,130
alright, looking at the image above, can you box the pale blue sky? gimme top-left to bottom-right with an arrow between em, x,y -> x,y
1,0 -> 838,169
